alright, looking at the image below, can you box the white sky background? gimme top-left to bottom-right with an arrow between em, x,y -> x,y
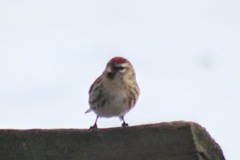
0,0 -> 239,159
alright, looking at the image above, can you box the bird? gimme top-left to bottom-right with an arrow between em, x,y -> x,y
85,56 -> 140,129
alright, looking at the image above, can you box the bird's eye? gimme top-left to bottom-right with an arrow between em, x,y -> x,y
118,66 -> 126,72
118,67 -> 125,70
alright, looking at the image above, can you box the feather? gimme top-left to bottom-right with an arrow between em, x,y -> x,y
85,108 -> 93,114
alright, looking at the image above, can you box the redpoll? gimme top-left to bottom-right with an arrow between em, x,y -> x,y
85,57 -> 140,129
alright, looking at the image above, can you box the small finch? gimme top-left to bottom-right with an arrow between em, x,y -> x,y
85,57 -> 140,129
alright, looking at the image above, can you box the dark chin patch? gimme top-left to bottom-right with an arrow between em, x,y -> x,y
106,72 -> 115,80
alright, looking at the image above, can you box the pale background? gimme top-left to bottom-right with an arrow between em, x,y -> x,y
0,1 -> 239,159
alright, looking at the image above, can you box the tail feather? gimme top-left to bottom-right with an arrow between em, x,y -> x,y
85,108 -> 93,114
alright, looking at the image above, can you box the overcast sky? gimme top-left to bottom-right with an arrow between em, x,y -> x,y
0,1 -> 240,159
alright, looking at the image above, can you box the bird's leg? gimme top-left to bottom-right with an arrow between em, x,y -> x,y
120,116 -> 129,127
89,116 -> 98,130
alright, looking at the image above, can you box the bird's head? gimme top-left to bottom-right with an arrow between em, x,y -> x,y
103,57 -> 136,84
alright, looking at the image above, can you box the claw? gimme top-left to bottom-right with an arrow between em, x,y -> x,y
89,124 -> 98,130
89,116 -> 99,130
120,116 -> 129,128
121,122 -> 129,127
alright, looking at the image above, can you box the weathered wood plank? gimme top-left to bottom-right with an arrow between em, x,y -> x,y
0,121 -> 225,160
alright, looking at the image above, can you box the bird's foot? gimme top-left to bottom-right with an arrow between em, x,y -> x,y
89,124 -> 98,130
121,122 -> 129,127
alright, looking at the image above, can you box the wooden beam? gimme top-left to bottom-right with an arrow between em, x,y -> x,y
0,121 -> 225,160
